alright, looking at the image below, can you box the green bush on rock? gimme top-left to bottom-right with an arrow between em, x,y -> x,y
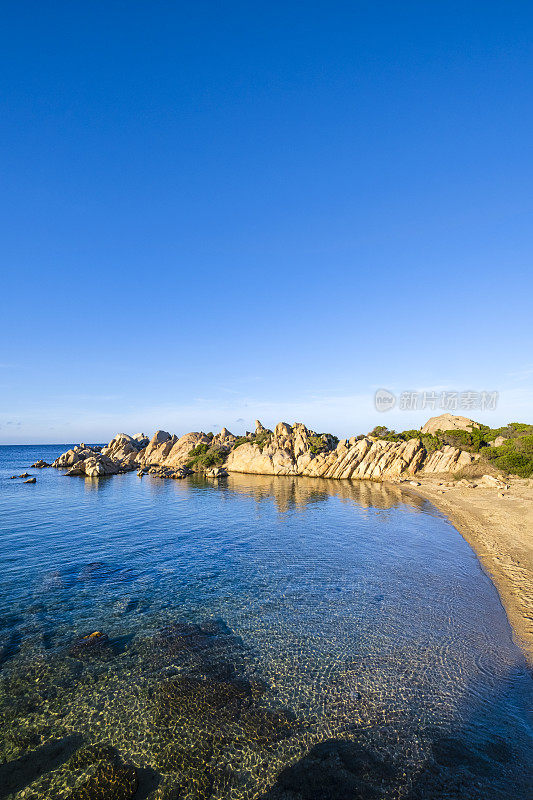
232,436 -> 250,449
186,444 -> 227,470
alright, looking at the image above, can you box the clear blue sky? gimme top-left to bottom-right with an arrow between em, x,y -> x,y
1,2 -> 532,443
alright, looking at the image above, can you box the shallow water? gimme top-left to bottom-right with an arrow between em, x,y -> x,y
0,444 -> 531,799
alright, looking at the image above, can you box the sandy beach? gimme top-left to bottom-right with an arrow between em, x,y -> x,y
403,477 -> 533,667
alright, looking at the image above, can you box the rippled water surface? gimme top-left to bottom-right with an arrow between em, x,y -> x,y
0,445 -> 531,799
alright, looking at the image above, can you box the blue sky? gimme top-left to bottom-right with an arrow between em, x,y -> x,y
1,2 -> 532,443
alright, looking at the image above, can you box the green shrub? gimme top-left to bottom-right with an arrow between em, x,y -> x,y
232,436 -> 250,449
306,434 -> 330,455
420,433 -> 441,453
481,434 -> 533,477
370,425 -> 390,438
398,429 -> 421,441
186,444 -> 227,470
254,431 -> 272,451
438,428 -> 487,453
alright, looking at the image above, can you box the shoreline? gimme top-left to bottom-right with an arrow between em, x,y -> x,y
399,476 -> 533,668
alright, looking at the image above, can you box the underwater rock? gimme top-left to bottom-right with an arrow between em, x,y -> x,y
153,675 -> 251,725
0,629 -> 22,666
260,738 -> 395,800
152,622 -> 221,657
146,619 -> 244,675
152,673 -> 296,748
68,743 -> 120,771
237,704 -> 296,745
68,747 -> 138,800
68,631 -> 116,661
78,562 -> 112,583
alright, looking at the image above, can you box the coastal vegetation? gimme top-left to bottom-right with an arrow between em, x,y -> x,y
253,430 -> 273,451
232,436 -> 249,449
370,423 -> 533,477
186,443 -> 226,470
308,433 -> 340,454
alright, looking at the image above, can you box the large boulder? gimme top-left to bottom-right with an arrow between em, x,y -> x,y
101,433 -> 146,466
52,444 -> 101,468
421,414 -> 480,435
139,430 -> 177,466
152,431 -> 210,469
66,454 -> 120,477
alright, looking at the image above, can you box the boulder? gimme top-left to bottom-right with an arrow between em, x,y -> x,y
52,444 -> 101,469
66,454 -> 119,477
479,474 -> 509,490
24,477 -> 36,484
205,466 -> 228,478
156,431 -> 211,469
139,430 -> 178,466
101,433 -> 145,465
421,413 -> 480,434
31,460 -> 50,468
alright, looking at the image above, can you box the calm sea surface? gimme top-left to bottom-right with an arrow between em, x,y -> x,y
0,444 -> 531,799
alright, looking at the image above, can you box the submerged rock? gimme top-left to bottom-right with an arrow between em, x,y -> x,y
31,460 -> 51,468
24,477 -> 37,484
260,738 -> 395,799
68,631 -> 116,661
68,745 -> 138,800
152,673 -> 295,746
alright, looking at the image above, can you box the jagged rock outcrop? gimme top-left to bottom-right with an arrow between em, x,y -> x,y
226,422 -> 479,480
52,444 -> 102,469
152,432 -> 211,468
66,454 -> 120,477
211,427 -> 236,448
420,445 -> 478,474
47,416 -> 482,482
138,430 -> 178,466
101,433 -> 147,466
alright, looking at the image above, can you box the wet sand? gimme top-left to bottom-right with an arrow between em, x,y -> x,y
401,476 -> 533,667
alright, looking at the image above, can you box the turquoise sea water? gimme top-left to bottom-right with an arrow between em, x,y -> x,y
0,444 -> 531,799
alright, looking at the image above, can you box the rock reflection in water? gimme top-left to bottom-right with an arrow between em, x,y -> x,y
220,473 -> 428,514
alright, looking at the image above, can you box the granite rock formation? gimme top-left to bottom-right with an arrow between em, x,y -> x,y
421,413 -> 480,434
47,416 -> 481,481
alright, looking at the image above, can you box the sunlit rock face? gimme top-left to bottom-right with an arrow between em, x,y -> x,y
226,422 -> 478,480
421,413 -> 479,434
49,416 -> 480,480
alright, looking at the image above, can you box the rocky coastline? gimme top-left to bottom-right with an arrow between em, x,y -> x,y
46,417 -> 484,482
34,414 -> 532,665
